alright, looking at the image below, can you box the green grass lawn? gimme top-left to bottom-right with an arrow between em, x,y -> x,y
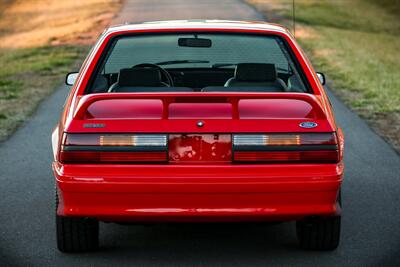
0,46 -> 81,100
247,0 -> 400,151
0,46 -> 87,140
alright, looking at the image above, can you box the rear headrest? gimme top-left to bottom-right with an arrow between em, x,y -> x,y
114,87 -> 194,93
235,63 -> 277,82
202,86 -> 284,92
118,68 -> 162,87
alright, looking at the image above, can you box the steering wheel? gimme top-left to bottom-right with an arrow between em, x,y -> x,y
132,63 -> 174,87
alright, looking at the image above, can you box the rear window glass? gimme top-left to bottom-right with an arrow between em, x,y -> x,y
105,34 -> 288,72
88,33 -> 308,93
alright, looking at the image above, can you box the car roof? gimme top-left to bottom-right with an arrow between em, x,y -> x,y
105,20 -> 291,35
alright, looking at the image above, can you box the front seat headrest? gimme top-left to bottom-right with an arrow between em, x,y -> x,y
235,63 -> 277,82
118,68 -> 162,87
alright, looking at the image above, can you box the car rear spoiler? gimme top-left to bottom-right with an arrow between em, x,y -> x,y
73,92 -> 327,120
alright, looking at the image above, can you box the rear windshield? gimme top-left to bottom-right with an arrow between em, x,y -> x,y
88,33 -> 308,93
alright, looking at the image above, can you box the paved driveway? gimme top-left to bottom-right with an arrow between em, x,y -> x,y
1,0 -> 399,266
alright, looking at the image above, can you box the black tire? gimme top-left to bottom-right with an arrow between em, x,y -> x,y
296,216 -> 341,250
55,191 -> 99,252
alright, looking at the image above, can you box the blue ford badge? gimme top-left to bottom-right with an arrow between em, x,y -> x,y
299,122 -> 318,129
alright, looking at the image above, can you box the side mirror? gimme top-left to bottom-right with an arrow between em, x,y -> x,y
316,72 -> 326,86
65,72 -> 78,86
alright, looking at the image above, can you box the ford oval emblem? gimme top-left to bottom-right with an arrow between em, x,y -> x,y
299,122 -> 318,129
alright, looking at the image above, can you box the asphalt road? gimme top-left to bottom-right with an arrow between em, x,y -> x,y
1,0 -> 400,266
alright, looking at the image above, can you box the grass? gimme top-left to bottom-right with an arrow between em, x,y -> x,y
0,46 -> 87,138
247,0 -> 400,152
0,0 -> 121,141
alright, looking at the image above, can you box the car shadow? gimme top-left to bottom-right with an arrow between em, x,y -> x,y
55,221 -> 343,266
95,222 -> 300,257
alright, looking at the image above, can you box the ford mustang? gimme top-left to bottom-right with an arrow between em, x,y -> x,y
52,20 -> 344,252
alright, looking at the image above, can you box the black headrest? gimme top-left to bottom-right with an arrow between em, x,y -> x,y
114,87 -> 194,92
118,68 -> 162,87
235,63 -> 277,82
202,86 -> 284,92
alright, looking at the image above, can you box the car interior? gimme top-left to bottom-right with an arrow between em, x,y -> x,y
91,62 -> 305,93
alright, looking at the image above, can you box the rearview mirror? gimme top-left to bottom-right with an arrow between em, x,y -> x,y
66,72 -> 78,86
316,72 -> 326,85
178,38 -> 212,48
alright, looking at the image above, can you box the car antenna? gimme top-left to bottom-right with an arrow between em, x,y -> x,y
292,0 -> 296,38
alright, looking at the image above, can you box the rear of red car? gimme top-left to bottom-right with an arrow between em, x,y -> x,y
52,21 -> 344,252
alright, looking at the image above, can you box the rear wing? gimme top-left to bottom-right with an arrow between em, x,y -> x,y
73,92 -> 327,120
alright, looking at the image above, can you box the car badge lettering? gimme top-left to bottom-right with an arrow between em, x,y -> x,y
83,123 -> 105,128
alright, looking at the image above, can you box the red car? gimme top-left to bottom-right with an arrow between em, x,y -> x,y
53,20 -> 344,252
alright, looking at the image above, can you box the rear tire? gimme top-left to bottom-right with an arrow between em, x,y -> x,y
55,191 -> 99,252
56,215 -> 99,253
296,216 -> 340,250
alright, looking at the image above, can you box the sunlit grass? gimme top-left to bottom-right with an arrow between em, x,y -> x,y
0,0 -> 121,141
284,0 -> 400,35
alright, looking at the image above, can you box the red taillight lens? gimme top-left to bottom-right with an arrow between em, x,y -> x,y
234,151 -> 339,163
60,151 -> 167,163
233,133 -> 339,163
60,134 -> 167,164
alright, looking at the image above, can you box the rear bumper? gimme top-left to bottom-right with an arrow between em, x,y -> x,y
54,162 -> 344,222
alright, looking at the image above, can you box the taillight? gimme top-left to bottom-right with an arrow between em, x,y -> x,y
233,133 -> 339,163
60,134 -> 167,163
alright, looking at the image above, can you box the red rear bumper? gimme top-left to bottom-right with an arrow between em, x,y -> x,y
54,162 -> 343,222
